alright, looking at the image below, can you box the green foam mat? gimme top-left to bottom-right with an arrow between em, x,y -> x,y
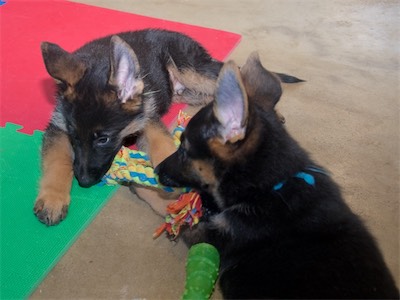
0,123 -> 118,299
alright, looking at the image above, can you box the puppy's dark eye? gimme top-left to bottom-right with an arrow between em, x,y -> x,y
95,136 -> 110,146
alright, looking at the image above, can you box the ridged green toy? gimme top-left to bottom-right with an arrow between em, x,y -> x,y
182,243 -> 220,300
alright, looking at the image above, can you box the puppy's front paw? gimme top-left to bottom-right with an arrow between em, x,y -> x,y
34,191 -> 70,226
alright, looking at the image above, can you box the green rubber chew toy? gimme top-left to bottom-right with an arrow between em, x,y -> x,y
182,243 -> 220,300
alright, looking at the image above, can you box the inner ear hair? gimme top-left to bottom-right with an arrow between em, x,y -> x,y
109,35 -> 144,104
213,60 -> 249,144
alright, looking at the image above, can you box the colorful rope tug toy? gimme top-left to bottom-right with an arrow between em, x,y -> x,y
101,111 -> 203,239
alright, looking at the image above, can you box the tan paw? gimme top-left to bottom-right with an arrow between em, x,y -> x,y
33,191 -> 70,226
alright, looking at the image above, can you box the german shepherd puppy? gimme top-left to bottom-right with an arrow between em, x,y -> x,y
34,29 -> 224,225
156,54 -> 399,298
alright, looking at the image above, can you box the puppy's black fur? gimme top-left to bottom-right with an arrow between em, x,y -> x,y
156,53 -> 399,298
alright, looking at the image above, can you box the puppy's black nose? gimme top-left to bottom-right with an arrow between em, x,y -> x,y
154,164 -> 173,186
76,174 -> 96,188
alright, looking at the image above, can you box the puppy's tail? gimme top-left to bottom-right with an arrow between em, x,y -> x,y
274,72 -> 305,83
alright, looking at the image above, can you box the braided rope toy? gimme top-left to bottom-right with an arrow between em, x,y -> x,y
101,111 -> 202,238
101,110 -> 189,192
101,146 -> 188,193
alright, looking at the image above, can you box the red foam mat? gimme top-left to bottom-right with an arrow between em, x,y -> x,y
0,0 -> 241,134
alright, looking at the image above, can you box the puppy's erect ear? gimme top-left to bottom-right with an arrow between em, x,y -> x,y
240,52 -> 282,110
41,42 -> 86,87
109,35 -> 144,104
213,60 -> 248,144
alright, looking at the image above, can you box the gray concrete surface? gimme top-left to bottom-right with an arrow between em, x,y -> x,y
31,0 -> 399,298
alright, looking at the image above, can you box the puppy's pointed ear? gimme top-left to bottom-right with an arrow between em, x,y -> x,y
213,60 -> 248,144
41,42 -> 86,87
240,52 -> 282,110
109,35 -> 144,104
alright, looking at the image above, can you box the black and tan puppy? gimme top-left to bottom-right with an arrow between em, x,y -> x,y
156,54 -> 399,298
34,29 -> 224,225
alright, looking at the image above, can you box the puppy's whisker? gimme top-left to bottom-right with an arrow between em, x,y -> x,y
142,90 -> 161,97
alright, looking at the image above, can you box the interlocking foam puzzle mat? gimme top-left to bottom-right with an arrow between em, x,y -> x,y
0,0 -> 240,298
0,123 -> 118,299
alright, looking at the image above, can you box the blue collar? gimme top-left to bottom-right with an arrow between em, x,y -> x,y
273,167 -> 328,191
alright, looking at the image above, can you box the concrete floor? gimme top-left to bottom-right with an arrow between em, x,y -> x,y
31,0 -> 399,298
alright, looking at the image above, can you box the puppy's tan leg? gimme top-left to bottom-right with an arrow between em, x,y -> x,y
132,120 -> 180,215
34,132 -> 73,225
142,120 -> 177,167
